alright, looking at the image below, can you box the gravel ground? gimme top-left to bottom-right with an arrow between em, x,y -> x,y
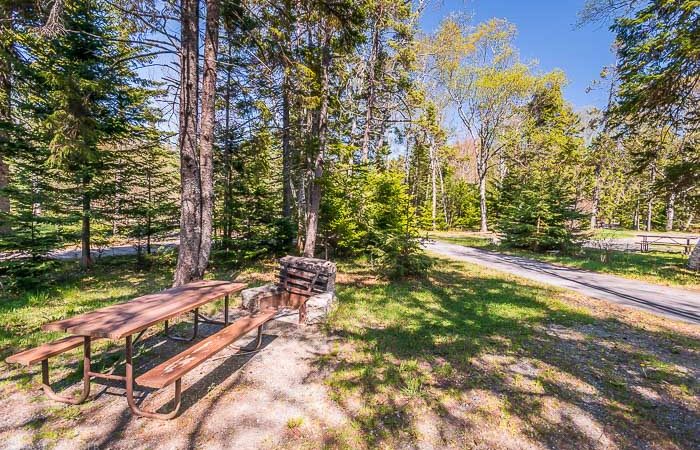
0,316 -> 352,449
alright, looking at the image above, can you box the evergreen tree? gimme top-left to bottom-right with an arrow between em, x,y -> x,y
498,73 -> 586,251
114,139 -> 179,257
15,0 -> 155,267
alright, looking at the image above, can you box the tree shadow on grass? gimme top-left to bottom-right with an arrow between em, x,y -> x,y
318,259 -> 699,449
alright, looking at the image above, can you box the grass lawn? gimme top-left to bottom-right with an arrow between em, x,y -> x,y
0,254 -> 698,449
430,232 -> 700,289
326,259 -> 699,449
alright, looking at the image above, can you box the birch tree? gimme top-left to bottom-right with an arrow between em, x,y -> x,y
427,18 -> 533,232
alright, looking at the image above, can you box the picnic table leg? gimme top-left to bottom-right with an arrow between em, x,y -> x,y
125,335 -> 181,420
253,323 -> 264,349
164,308 -> 199,342
299,301 -> 307,325
40,336 -> 91,405
195,295 -> 230,326
224,295 -> 229,325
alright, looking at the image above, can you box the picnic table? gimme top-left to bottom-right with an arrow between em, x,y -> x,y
6,256 -> 337,420
638,234 -> 699,254
6,280 -> 281,419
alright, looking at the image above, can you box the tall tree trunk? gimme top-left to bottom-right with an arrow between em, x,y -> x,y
81,175 -> 93,269
173,0 -> 201,286
282,69 -> 293,218
478,172 -> 488,232
429,141 -> 437,230
146,170 -> 152,254
683,212 -> 694,231
222,43 -> 232,247
303,37 -> 330,258
633,197 -> 640,230
0,3 -> 12,234
403,130 -> 411,183
196,0 -> 219,276
297,94 -> 314,250
590,165 -> 601,229
360,14 -> 380,163
437,156 -> 449,226
665,192 -> 675,231
112,161 -> 121,235
281,0 -> 294,219
646,166 -> 655,232
296,177 -> 305,254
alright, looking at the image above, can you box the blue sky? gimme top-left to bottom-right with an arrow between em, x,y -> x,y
419,0 -> 616,110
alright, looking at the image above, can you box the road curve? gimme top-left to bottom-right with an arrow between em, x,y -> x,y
425,240 -> 700,324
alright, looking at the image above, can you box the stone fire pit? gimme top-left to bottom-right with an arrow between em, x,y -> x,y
241,256 -> 337,324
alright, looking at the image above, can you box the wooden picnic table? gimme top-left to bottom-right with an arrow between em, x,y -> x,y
8,256 -> 337,420
638,234 -> 699,254
38,280 -> 246,418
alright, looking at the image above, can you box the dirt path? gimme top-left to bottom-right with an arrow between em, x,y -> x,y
425,240 -> 700,324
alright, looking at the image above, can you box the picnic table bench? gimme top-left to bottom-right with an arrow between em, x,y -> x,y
637,234 -> 698,254
6,256 -> 337,420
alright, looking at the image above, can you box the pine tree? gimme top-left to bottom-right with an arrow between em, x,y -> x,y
16,0 -> 156,267
112,139 -> 179,257
498,73 -> 586,251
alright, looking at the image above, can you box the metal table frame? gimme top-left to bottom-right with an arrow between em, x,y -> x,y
638,234 -> 698,254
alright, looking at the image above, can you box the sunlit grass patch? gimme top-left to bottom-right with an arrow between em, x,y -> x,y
325,257 -> 700,449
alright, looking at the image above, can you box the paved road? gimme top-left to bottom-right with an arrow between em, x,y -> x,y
0,242 -> 177,262
48,242 -> 177,260
425,240 -> 700,324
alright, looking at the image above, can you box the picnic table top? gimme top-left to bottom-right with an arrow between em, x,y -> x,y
43,280 -> 246,340
638,234 -> 698,239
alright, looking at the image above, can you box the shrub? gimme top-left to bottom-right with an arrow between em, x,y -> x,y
321,167 -> 432,279
371,230 -> 433,280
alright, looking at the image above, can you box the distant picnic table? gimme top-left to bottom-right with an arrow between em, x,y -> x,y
638,234 -> 699,254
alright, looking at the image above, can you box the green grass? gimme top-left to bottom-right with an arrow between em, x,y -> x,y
432,233 -> 699,289
324,258 -> 699,449
0,257 -> 169,355
591,228 -> 699,239
590,228 -> 639,239
286,416 -> 304,429
424,230 -> 494,248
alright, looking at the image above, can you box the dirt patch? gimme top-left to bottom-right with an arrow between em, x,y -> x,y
0,317 -> 356,449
